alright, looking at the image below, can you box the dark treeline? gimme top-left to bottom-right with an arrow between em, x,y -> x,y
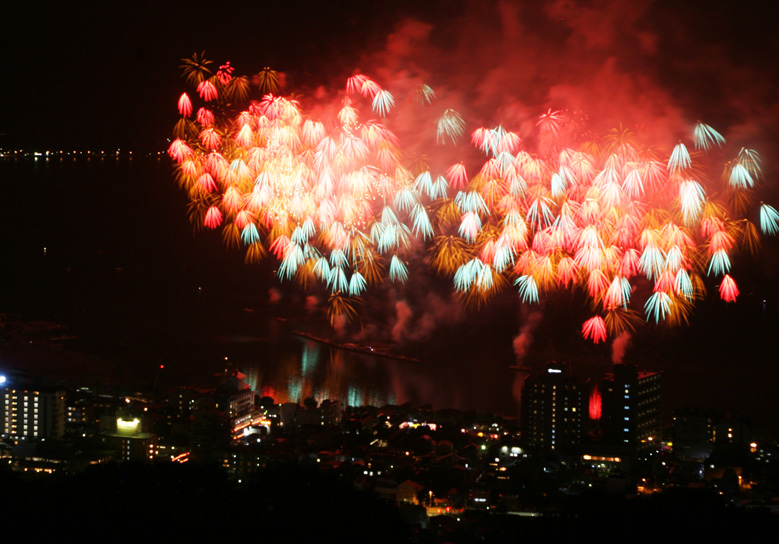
3,461 -> 777,541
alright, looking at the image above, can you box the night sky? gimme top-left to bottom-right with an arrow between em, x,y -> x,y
2,0 -> 428,150
3,1 -> 779,424
3,1 -> 779,152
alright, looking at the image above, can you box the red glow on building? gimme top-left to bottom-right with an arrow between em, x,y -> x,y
258,385 -> 278,402
589,385 -> 602,420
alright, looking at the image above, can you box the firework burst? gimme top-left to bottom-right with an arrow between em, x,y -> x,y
170,53 -> 776,342
170,55 -> 440,321
428,107 -> 776,342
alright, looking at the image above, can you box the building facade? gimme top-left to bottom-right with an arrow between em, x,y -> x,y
521,362 -> 585,451
600,364 -> 662,451
1,385 -> 65,441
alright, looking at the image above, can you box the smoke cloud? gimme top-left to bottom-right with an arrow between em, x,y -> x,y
268,288 -> 282,304
390,292 -> 466,344
611,331 -> 632,364
332,314 -> 348,336
337,0 -> 779,169
304,295 -> 320,315
512,309 -> 544,365
354,1 -> 683,156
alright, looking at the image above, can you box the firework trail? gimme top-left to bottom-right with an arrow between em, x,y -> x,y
169,52 -> 778,343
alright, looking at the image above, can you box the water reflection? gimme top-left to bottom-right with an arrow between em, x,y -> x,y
218,323 -> 523,419
240,337 -> 403,407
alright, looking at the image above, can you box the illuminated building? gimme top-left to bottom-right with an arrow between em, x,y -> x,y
217,369 -> 269,440
396,480 -> 425,505
521,362 -> 585,451
600,364 -> 662,451
65,389 -> 123,437
190,370 -> 268,455
100,415 -> 158,462
580,453 -> 624,479
1,384 -> 65,442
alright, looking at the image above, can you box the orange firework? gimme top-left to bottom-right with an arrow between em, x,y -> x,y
430,112 -> 777,341
170,54 -> 778,339
170,54 -> 441,325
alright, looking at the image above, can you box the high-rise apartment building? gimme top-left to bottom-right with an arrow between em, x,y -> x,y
600,364 -> 662,451
1,385 -> 66,441
521,361 -> 585,451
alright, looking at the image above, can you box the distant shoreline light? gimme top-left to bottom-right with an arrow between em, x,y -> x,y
0,149 -> 169,159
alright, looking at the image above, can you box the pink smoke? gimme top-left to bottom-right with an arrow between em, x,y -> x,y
391,301 -> 414,343
351,0 -> 690,162
390,292 -> 465,344
332,314 -> 348,337
611,331 -> 632,364
268,288 -> 282,304
512,310 -> 544,364
304,295 -> 320,314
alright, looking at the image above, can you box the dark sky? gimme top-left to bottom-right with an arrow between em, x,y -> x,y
2,0 -> 431,150
3,0 -> 779,152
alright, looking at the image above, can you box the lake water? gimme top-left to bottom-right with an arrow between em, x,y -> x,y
2,156 -> 778,428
